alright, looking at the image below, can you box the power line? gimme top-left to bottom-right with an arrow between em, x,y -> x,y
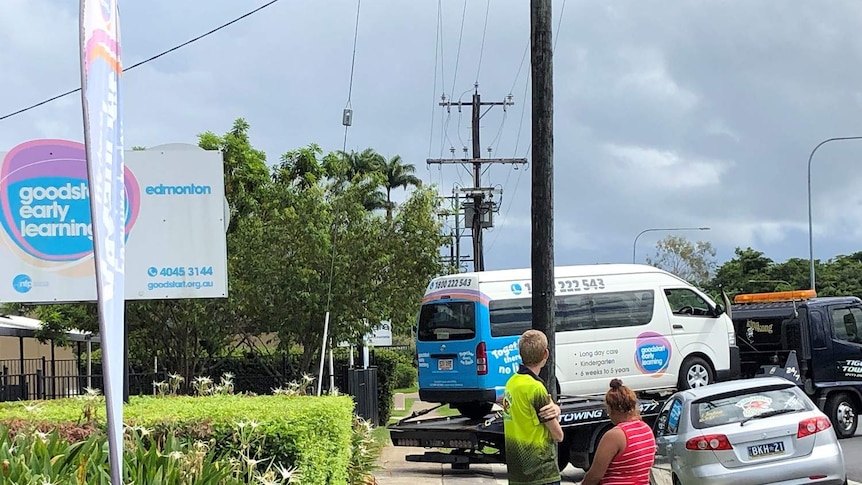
449,0 -> 468,97
427,0 -> 442,161
509,43 -> 529,95
341,0 -> 362,155
0,0 -> 283,122
343,0 -> 362,110
519,0 -> 567,160
489,0 -> 566,257
475,0 -> 491,83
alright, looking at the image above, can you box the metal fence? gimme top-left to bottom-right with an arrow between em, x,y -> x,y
0,345 -> 414,402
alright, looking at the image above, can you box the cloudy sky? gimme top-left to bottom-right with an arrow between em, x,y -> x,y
2,0 -> 862,275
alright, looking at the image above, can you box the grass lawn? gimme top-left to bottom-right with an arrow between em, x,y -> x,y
392,384 -> 418,394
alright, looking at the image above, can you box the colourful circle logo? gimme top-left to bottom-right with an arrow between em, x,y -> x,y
634,331 -> 672,376
0,139 -> 140,276
12,274 -> 32,293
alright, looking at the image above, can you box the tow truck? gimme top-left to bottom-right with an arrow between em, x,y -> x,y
389,392 -> 664,472
389,288 -> 861,470
731,288 -> 862,438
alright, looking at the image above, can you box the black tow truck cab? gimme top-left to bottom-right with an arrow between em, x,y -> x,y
731,289 -> 862,438
388,394 -> 663,472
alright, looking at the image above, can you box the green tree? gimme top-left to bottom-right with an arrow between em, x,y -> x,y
198,118 -> 269,234
646,235 -> 716,287
276,143 -> 325,189
333,148 -> 387,211
380,155 -> 422,222
379,185 -> 447,334
707,247 -> 774,295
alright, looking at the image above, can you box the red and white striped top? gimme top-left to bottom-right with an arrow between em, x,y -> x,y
600,420 -> 656,485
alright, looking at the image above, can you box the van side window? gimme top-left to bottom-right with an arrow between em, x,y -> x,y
557,290 -> 655,331
830,307 -> 862,344
664,288 -> 712,316
490,298 -> 532,337
489,290 -> 656,335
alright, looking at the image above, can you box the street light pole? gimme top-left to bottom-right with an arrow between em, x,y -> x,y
632,227 -> 711,264
807,136 -> 862,292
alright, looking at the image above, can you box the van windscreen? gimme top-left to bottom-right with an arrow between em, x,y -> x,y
417,301 -> 476,341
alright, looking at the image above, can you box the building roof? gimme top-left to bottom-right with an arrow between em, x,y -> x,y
0,314 -> 99,342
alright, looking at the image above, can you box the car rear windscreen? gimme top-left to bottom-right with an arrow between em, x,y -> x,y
692,386 -> 810,429
417,301 -> 476,341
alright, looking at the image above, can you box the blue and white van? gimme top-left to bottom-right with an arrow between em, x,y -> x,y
416,264 -> 741,419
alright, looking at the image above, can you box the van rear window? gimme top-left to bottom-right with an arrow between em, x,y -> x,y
417,301 -> 476,341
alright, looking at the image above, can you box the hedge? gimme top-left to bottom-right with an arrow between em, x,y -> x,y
0,393 -> 355,485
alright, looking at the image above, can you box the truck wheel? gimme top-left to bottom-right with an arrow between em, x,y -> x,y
678,356 -> 713,390
454,401 -> 493,420
557,440 -> 570,472
825,393 -> 858,439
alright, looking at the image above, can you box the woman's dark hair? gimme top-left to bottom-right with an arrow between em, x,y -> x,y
605,378 -> 639,415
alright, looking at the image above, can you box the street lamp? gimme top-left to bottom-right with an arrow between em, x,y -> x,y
807,136 -> 862,291
632,227 -> 711,264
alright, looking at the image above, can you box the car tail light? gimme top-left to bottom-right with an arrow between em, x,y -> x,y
797,416 -> 831,438
685,434 -> 732,451
476,342 -> 488,375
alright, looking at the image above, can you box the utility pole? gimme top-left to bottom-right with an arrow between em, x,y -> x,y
437,193 -> 469,270
428,83 -> 527,272
531,0 -> 556,400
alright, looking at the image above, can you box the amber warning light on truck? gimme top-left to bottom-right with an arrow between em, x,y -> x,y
733,289 -> 817,304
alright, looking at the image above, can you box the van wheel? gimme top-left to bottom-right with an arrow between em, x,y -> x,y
825,393 -> 858,439
678,357 -> 713,390
454,401 -> 493,420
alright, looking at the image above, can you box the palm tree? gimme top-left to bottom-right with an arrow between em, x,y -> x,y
380,155 -> 422,221
334,148 -> 384,182
333,148 -> 387,212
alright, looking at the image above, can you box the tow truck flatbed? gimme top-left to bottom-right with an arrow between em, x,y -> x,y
389,394 -> 664,470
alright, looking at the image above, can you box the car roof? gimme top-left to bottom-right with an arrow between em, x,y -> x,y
678,377 -> 797,400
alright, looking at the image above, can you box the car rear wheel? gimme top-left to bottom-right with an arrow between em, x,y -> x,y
454,401 -> 493,420
678,356 -> 713,390
825,392 -> 858,439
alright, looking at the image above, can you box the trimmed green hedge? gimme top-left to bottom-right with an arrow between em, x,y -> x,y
0,394 -> 354,485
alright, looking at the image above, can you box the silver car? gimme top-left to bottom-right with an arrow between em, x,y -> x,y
650,376 -> 846,485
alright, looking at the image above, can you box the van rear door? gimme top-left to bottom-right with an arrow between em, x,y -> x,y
416,300 -> 481,392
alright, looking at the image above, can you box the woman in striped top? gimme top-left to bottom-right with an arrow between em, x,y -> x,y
580,379 -> 657,485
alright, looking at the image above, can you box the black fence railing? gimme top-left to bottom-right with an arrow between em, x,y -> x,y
0,347 -> 407,402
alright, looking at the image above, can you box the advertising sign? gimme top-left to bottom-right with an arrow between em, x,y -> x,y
0,139 -> 228,303
365,320 -> 393,347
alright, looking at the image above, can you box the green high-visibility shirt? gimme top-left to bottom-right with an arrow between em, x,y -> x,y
502,365 -> 560,485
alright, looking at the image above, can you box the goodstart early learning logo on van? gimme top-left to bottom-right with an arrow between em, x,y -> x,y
0,139 -> 141,273
635,331 -> 672,377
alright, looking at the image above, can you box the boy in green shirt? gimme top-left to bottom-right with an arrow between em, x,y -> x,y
501,329 -> 565,485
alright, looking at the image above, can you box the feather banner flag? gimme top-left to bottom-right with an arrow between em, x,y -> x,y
79,0 -> 125,482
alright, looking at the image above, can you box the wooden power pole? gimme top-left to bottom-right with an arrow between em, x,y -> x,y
428,83 -> 527,272
531,0 -> 556,400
